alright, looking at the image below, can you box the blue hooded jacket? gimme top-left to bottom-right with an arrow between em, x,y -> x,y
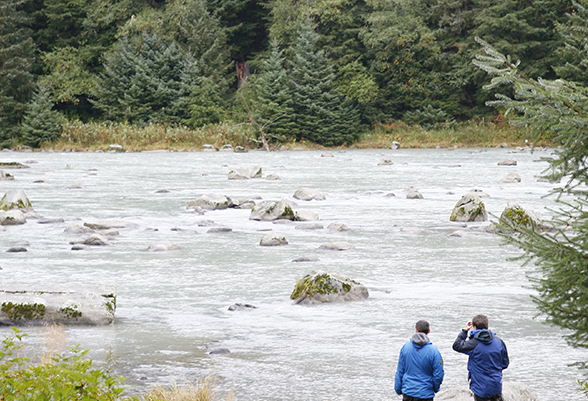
395,332 -> 444,399
453,328 -> 509,398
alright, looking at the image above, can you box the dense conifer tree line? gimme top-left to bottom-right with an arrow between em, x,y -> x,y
0,0 -> 584,147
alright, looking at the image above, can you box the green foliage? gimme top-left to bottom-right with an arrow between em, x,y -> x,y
289,21 -> 360,146
473,38 -> 588,350
21,86 -> 65,147
554,0 -> 588,84
404,105 -> 456,129
250,40 -> 295,143
0,0 -> 36,147
93,33 -> 197,125
0,328 -> 132,401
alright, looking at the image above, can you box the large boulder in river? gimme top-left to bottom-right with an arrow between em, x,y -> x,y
293,188 -> 326,201
290,270 -> 368,305
0,170 -> 14,180
499,204 -> 553,234
228,166 -> 262,180
450,193 -> 488,222
0,284 -> 116,326
436,382 -> 537,401
1,189 -> 33,212
0,210 -> 26,225
187,194 -> 233,210
250,200 -> 295,221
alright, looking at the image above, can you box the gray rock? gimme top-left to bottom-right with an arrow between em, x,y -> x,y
250,200 -> 295,221
0,162 -> 29,169
228,303 -> 257,311
295,223 -> 324,230
208,348 -> 231,355
499,204 -> 554,234
293,188 -> 326,201
73,234 -> 110,246
155,189 -> 170,193
450,193 -> 488,222
265,173 -> 281,180
84,219 -> 138,230
201,144 -> 216,152
391,141 -> 400,149
328,222 -> 350,232
319,242 -> 354,251
385,192 -> 396,197
0,170 -> 14,180
499,172 -> 522,183
0,210 -> 26,225
102,229 -> 119,236
290,270 -> 368,305
6,246 -> 27,253
498,159 -> 517,166
147,243 -> 181,252
378,159 -> 394,165
187,194 -> 233,210
406,190 -> 424,199
197,220 -> 216,227
1,189 -> 33,212
108,144 -> 124,152
71,244 -> 89,251
207,227 -> 232,233
469,189 -> 490,197
234,146 -> 248,153
0,284 -> 116,326
228,166 -> 262,180
295,210 -> 319,221
229,197 -> 256,209
219,144 -> 234,152
260,232 -> 288,246
436,382 -> 537,401
292,256 -> 320,262
500,142 -> 510,148
321,152 -> 334,157
38,217 -> 64,224
64,225 -> 94,234
67,183 -> 84,189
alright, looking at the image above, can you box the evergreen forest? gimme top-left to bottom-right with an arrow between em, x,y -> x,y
0,0 -> 587,148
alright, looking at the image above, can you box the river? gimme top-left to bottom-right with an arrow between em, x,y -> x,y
1,147 -> 586,400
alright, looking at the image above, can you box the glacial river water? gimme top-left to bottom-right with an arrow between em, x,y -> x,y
1,147 -> 587,400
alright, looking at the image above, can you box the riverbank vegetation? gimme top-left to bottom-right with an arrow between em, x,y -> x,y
0,0 -> 583,151
43,116 -> 537,152
0,327 -> 233,401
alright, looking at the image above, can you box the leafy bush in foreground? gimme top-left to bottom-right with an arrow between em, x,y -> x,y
0,327 -> 129,400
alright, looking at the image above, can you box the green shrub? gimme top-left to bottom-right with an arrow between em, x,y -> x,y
0,327 -> 133,401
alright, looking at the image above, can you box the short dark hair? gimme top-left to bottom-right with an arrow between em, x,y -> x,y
472,314 -> 488,329
415,320 -> 430,333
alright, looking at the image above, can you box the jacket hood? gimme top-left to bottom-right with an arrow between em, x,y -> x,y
470,328 -> 494,343
411,332 -> 430,347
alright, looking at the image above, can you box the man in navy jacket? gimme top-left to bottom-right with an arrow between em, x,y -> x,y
453,315 -> 509,401
395,320 -> 444,401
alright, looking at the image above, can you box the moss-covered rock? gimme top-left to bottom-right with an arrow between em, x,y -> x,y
499,204 -> 553,234
0,189 -> 33,212
290,270 -> 368,305
0,285 -> 116,326
450,193 -> 488,222
0,210 -> 27,225
187,194 -> 233,210
250,200 -> 295,221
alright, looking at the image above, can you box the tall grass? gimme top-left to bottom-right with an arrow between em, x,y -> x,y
54,120 -> 258,151
141,377 -> 233,401
354,116 -> 549,149
45,116 -> 550,152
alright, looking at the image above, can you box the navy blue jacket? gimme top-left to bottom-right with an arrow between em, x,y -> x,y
453,328 -> 509,398
395,333 -> 444,399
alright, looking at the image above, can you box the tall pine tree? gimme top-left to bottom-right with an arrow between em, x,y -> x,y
252,40 -> 296,143
21,86 -> 64,148
289,20 -> 359,146
0,0 -> 35,147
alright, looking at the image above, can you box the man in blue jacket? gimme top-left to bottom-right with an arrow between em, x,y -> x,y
395,320 -> 444,401
453,315 -> 509,401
